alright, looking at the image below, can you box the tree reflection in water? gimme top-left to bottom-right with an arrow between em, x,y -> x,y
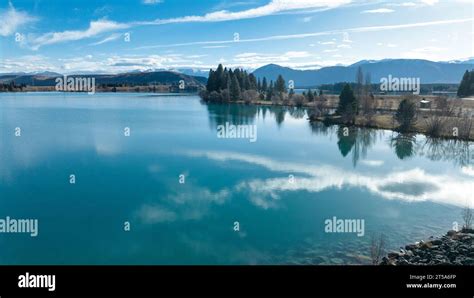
288,107 -> 306,119
390,133 -> 416,160
335,127 -> 378,167
420,138 -> 472,167
205,103 -> 258,130
203,102 -> 473,168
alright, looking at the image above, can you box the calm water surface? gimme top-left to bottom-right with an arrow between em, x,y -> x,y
0,92 -> 473,265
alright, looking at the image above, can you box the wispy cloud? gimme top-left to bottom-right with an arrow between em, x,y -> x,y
89,33 -> 122,46
233,51 -> 311,67
319,41 -> 336,45
21,0 -> 350,49
142,0 -> 163,4
387,2 -> 416,7
361,8 -> 394,14
337,44 -> 351,48
29,19 -> 129,50
0,53 -> 212,74
377,42 -> 398,48
202,45 -> 229,49
135,18 -> 473,50
420,0 -> 439,5
401,46 -> 447,60
134,0 -> 351,25
0,3 -> 36,37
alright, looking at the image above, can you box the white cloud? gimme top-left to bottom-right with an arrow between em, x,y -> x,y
319,41 -> 335,45
186,150 -> 474,208
136,0 -> 351,25
420,0 -> 439,5
361,8 -> 395,14
142,0 -> 163,4
134,18 -> 473,50
376,42 -> 397,48
232,51 -> 311,67
403,2 -> 417,6
337,44 -> 351,48
202,45 -> 229,49
0,53 -> 213,74
412,46 -> 445,52
0,4 -> 36,36
89,33 -> 122,46
29,19 -> 129,49
388,2 -> 417,6
401,46 -> 446,59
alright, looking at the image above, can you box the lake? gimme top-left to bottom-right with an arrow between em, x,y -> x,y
0,92 -> 472,265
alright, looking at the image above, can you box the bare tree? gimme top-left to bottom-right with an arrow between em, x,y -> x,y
242,90 -> 259,104
454,115 -> 473,140
425,114 -> 446,137
355,66 -> 364,113
355,66 -> 364,98
361,72 -> 376,121
291,94 -> 306,107
462,205 -> 473,230
436,96 -> 455,117
370,233 -> 387,265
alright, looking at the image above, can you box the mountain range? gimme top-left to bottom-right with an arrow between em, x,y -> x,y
252,59 -> 474,87
1,59 -> 474,88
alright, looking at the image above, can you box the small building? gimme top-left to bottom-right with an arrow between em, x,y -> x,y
420,99 -> 431,109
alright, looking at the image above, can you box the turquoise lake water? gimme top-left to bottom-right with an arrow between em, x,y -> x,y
0,92 -> 473,265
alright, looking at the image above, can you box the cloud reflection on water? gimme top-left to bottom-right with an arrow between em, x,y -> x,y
185,150 -> 474,209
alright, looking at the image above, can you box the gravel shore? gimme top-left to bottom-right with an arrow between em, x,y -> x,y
381,229 -> 474,265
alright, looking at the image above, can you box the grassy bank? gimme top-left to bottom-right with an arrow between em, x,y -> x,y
310,113 -> 474,141
205,95 -> 474,141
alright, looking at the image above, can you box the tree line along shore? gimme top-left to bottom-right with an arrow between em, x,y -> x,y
0,84 -> 197,93
199,64 -> 474,141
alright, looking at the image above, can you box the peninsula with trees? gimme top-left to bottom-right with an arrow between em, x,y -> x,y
199,64 -> 474,141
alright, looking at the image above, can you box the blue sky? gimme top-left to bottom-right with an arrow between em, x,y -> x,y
0,0 -> 472,73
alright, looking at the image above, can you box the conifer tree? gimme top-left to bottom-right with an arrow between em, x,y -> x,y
307,89 -> 314,102
336,84 -> 358,116
457,70 -> 472,97
275,75 -> 286,94
230,74 -> 241,101
262,77 -> 268,93
248,73 -> 257,90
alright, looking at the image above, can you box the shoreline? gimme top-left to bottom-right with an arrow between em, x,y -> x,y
202,98 -> 474,141
381,229 -> 474,265
2,91 -> 473,141
309,114 -> 474,141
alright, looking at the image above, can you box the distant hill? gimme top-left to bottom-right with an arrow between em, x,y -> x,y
0,71 -> 206,87
175,68 -> 210,78
252,59 -> 474,87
